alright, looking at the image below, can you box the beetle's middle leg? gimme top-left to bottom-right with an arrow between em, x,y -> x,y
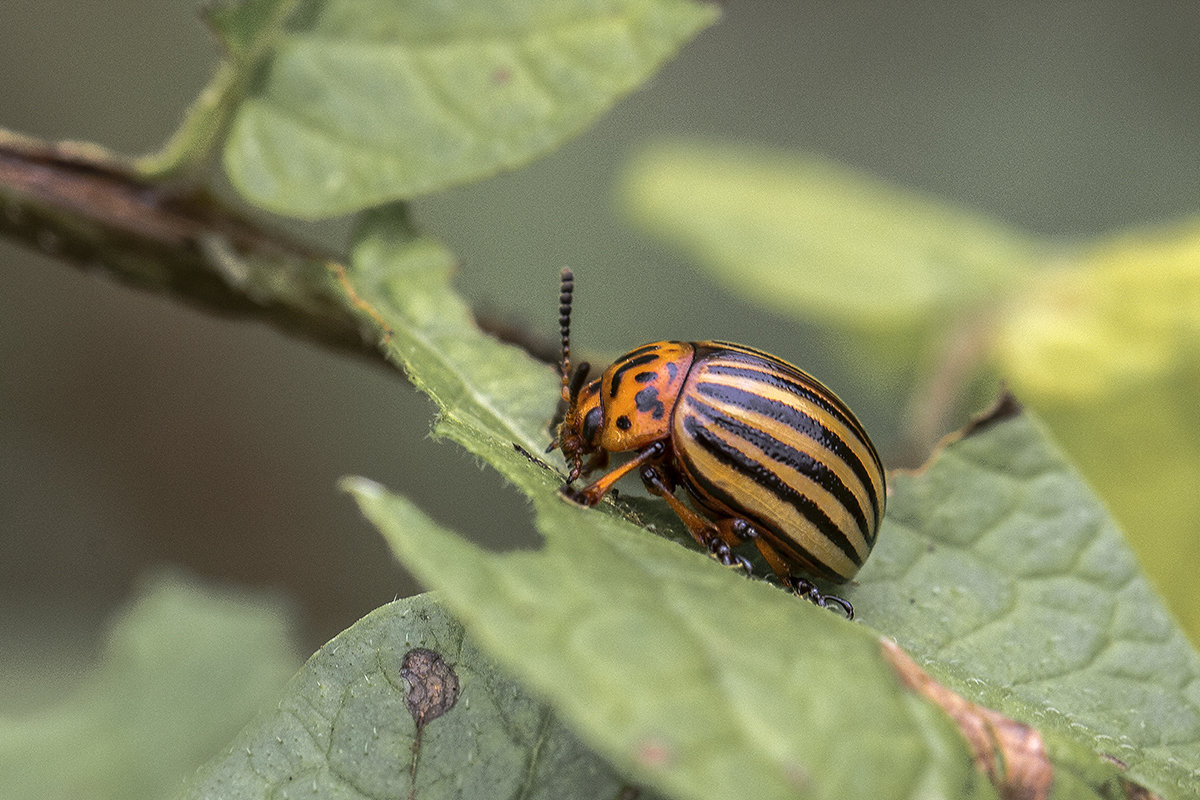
639,463 -> 752,575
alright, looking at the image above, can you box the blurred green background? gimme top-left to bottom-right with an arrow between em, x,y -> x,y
3,0 -> 1199,711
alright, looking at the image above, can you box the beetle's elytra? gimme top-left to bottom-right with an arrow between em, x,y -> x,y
546,270 -> 885,617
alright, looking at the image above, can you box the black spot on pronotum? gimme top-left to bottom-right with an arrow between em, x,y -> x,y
616,415 -> 633,431
582,406 -> 603,443
634,370 -> 657,383
401,648 -> 460,729
635,386 -> 666,420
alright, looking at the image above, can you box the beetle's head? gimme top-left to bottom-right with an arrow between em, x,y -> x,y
550,366 -> 602,483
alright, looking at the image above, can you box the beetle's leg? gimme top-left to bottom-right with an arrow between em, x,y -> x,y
640,465 -> 753,575
562,442 -> 664,506
743,530 -> 855,619
785,576 -> 854,619
714,518 -> 757,546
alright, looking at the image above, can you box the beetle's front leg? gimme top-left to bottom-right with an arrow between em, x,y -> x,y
561,441 -> 665,506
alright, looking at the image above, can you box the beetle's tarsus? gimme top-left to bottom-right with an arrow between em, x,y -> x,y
704,538 -> 753,576
558,484 -> 590,506
786,576 -> 854,620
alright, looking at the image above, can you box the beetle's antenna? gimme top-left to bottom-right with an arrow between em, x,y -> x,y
558,269 -> 574,402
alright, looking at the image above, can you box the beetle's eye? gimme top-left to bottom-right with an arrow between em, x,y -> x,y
581,406 -> 603,445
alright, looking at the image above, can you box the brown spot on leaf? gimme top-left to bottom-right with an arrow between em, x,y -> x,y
881,638 -> 1053,800
401,648 -> 460,729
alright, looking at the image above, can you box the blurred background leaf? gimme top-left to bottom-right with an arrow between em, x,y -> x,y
996,223 -> 1200,643
0,573 -> 300,800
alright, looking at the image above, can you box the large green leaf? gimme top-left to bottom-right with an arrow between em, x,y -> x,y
0,574 -> 299,800
209,0 -> 718,217
178,593 -> 649,800
349,474 -> 994,800
850,409 -> 1200,798
334,208 -> 1198,798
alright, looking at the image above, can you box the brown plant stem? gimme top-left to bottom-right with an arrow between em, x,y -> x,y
0,129 -> 556,369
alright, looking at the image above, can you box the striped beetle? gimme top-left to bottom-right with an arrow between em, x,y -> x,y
547,270 -> 885,617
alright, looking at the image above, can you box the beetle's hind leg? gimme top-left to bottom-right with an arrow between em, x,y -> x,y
639,464 -> 753,576
728,521 -> 855,619
783,575 -> 854,619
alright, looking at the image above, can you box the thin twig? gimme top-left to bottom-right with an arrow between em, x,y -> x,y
0,129 -> 556,368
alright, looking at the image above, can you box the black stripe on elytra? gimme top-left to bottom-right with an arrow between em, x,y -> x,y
674,435 -> 844,582
695,345 -> 869,433
691,395 -> 868,546
691,380 -> 879,529
686,393 -> 873,537
699,360 -> 883,481
680,412 -> 865,568
609,353 -> 660,398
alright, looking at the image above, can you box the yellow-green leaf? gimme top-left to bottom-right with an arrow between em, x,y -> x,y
994,221 -> 1200,641
214,0 -> 718,217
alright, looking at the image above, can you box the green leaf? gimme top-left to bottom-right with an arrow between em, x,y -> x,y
849,408 -> 1200,798
178,593 -> 647,800
346,205 -> 558,455
215,0 -> 718,217
336,207 -> 1198,799
0,573 -> 299,800
348,475 -> 995,800
991,222 -> 1200,645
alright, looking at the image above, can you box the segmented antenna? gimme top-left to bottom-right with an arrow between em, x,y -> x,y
558,268 -> 574,399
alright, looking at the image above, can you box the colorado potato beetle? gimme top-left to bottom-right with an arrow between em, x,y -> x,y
546,270 -> 885,617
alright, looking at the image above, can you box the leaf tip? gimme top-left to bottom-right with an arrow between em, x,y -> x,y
340,476 -> 385,500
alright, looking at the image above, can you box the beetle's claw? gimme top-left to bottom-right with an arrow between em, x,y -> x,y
786,576 -> 854,620
558,484 -> 589,506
